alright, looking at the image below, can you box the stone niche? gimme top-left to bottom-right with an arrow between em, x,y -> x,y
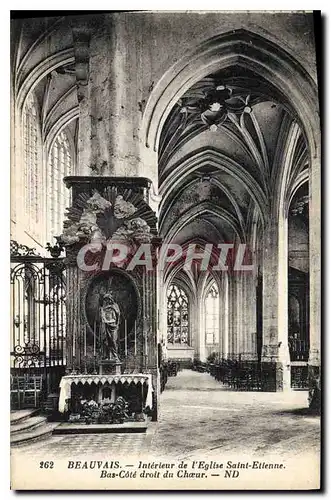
60,176 -> 160,419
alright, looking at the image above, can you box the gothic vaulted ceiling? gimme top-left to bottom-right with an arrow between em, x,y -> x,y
158,67 -> 309,260
12,16 -> 79,157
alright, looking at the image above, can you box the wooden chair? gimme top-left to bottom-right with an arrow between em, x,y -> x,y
10,374 -> 43,409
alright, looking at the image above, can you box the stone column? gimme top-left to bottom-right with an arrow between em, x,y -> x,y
308,153 -> 321,408
227,272 -> 238,358
261,219 -> 291,391
235,273 -> 244,356
72,14 -> 159,193
229,272 -> 257,361
242,272 -> 258,360
221,274 -> 229,358
72,16 -> 116,177
196,291 -> 204,361
145,262 -> 159,420
68,14 -> 161,417
158,272 -> 167,346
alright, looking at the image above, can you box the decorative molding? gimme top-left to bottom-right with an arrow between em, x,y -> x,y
158,82 -> 256,171
72,29 -> 91,87
180,84 -> 252,130
61,186 -> 156,247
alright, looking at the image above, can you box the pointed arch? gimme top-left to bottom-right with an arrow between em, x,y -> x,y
142,29 -> 319,161
163,200 -> 245,244
159,148 -> 269,225
17,48 -> 75,112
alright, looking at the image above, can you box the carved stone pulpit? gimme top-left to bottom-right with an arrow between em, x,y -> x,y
59,177 -> 160,418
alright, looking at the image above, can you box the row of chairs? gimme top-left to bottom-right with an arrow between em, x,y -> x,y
159,360 -> 184,392
167,361 -> 180,377
291,365 -> 309,389
209,360 -> 263,391
192,360 -> 207,372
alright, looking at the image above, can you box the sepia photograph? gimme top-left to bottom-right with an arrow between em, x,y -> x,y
9,9 -> 321,490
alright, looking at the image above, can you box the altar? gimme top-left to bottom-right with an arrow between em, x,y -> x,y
56,177 -> 160,424
58,373 -> 153,413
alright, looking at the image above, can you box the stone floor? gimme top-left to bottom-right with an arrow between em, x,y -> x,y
150,370 -> 320,461
11,370 -> 320,460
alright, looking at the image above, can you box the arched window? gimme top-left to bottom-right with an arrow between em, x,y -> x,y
205,282 -> 219,344
47,130 -> 73,240
23,93 -> 41,228
167,284 -> 189,345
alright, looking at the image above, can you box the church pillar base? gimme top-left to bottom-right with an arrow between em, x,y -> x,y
308,364 -> 321,411
260,361 -> 291,392
261,344 -> 291,392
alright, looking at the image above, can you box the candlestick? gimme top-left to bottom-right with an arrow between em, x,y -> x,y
72,329 -> 76,358
84,324 -> 87,357
144,331 -> 148,370
145,331 -> 148,358
134,320 -> 137,356
143,275 -> 146,360
93,321 -> 96,356
124,319 -> 127,356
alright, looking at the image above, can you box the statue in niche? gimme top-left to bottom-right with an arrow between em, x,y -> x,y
100,291 -> 121,362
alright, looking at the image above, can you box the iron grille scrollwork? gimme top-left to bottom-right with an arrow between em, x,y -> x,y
10,240 -> 40,257
11,342 -> 44,368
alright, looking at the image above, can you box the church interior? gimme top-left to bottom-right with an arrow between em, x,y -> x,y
10,12 -> 320,457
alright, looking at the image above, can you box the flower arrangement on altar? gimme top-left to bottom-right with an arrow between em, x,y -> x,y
68,396 -> 132,425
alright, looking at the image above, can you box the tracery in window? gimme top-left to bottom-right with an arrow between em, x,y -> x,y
47,131 -> 73,240
167,284 -> 189,345
205,282 -> 219,344
23,93 -> 41,226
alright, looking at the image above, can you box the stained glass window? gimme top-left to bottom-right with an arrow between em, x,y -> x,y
167,284 -> 189,345
23,93 -> 41,226
47,131 -> 73,240
205,282 -> 219,344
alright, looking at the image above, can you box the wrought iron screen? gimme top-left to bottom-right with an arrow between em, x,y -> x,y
10,241 -> 66,394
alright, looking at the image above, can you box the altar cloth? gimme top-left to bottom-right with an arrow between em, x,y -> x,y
58,373 -> 153,413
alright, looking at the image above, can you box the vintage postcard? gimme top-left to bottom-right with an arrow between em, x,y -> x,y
10,10 -> 321,490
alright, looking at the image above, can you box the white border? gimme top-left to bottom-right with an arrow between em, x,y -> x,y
2,5 -> 329,499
